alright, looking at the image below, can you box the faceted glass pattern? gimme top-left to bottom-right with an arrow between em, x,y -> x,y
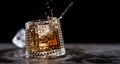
25,17 -> 65,58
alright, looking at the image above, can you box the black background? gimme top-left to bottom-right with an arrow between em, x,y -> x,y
0,0 -> 119,43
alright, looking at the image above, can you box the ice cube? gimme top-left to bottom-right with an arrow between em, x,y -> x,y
12,28 -> 25,48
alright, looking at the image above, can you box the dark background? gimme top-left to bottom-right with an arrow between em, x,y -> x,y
0,0 -> 119,43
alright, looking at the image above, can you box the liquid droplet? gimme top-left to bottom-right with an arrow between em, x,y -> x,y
51,9 -> 53,17
44,2 -> 50,5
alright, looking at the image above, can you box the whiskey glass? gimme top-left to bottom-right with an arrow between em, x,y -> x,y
25,17 -> 65,59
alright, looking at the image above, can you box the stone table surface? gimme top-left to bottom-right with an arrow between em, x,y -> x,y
0,43 -> 120,64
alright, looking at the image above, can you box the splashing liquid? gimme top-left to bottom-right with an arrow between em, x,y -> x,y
43,0 -> 53,18
25,1 -> 74,59
43,0 -> 74,20
58,2 -> 74,20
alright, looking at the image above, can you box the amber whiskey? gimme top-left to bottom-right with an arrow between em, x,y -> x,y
25,17 -> 65,58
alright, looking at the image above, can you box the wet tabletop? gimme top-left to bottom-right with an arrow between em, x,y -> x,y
0,43 -> 120,64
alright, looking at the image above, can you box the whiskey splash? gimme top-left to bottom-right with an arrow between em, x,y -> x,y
58,2 -> 74,20
25,1 -> 73,58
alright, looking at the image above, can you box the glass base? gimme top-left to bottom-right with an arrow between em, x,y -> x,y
26,48 -> 65,58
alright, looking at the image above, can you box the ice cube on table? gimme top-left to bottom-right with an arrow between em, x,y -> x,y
12,28 -> 25,48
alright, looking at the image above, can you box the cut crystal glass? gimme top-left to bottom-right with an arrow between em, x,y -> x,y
25,17 -> 65,58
